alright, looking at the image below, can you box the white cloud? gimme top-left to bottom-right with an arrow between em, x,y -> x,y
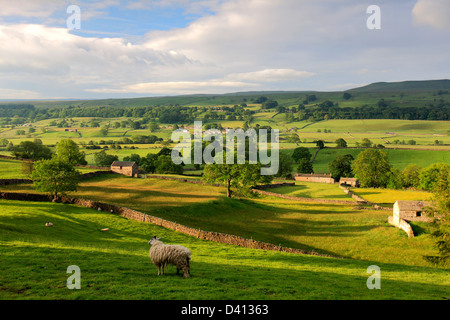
0,23 -> 199,98
412,0 -> 450,29
144,0 -> 366,67
0,0 -> 64,18
0,88 -> 42,99
0,1 -> 449,99
226,69 -> 315,82
87,80 -> 258,95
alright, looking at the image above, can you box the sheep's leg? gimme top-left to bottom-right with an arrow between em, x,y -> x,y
182,265 -> 190,278
156,263 -> 162,276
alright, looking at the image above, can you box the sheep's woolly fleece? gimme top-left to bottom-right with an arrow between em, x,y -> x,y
148,237 -> 191,278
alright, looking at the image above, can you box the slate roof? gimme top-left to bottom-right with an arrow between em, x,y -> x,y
111,161 -> 137,167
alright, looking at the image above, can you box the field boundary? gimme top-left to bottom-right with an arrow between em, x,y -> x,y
0,191 -> 341,259
0,171 -> 114,186
338,184 -> 391,210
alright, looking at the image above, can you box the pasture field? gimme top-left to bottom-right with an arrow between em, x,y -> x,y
350,188 -> 433,207
311,148 -> 450,173
0,159 -> 29,179
267,181 -> 355,202
0,196 -> 449,300
0,159 -> 103,179
1,175 -> 444,267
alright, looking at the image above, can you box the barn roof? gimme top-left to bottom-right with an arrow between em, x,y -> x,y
395,200 -> 431,211
111,161 -> 137,167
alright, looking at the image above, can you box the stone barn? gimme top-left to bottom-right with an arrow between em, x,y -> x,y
393,200 -> 432,222
111,161 -> 139,177
294,173 -> 335,184
339,177 -> 360,188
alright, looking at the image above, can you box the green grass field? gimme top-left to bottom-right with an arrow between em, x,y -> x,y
267,181 -> 355,202
311,148 -> 450,173
0,159 -> 29,179
350,188 -> 433,206
1,175 -> 444,267
1,198 -> 449,300
0,159 -> 103,179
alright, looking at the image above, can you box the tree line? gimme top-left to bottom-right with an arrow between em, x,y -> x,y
1,97 -> 449,126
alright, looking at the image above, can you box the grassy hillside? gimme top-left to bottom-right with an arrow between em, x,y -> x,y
1,175 -> 443,267
348,79 -> 450,93
1,199 -> 449,300
312,148 -> 450,173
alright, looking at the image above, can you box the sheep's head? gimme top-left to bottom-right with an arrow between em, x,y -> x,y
148,236 -> 162,245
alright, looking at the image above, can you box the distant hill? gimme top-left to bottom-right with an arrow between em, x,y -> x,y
348,79 -> 450,93
1,79 -> 449,109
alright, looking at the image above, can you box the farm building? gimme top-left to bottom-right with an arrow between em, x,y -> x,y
111,161 -> 139,177
339,177 -> 360,188
294,173 -> 335,184
393,200 -> 432,222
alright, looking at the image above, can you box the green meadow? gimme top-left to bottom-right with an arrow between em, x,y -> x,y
0,199 -> 447,300
1,175 -> 444,268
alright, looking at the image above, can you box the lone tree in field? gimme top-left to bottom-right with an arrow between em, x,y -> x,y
56,139 -> 87,165
335,138 -> 347,148
203,162 -> 272,198
31,158 -> 80,197
352,148 -> 391,188
291,147 -> 312,163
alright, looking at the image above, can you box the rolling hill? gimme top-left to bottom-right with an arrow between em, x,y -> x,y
1,79 -> 449,109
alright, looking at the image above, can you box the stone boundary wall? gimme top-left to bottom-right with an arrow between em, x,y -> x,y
0,191 -> 339,259
0,155 -> 33,162
79,171 -> 114,180
0,171 -> 114,186
338,185 -> 392,211
388,216 -> 414,237
338,184 -> 369,204
0,179 -> 32,186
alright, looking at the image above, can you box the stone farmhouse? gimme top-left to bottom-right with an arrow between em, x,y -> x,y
294,173 -> 335,184
393,200 -> 432,222
388,200 -> 433,238
111,161 -> 139,177
339,177 -> 360,188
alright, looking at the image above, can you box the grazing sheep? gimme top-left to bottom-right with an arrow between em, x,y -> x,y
45,222 -> 53,227
148,236 -> 191,278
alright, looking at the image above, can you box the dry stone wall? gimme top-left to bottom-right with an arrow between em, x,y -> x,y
388,216 -> 415,237
0,191 -> 339,259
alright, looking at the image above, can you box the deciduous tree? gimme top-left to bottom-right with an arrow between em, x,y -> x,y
31,158 -> 80,197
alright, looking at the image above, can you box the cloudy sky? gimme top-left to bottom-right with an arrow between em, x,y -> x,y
0,0 -> 449,99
